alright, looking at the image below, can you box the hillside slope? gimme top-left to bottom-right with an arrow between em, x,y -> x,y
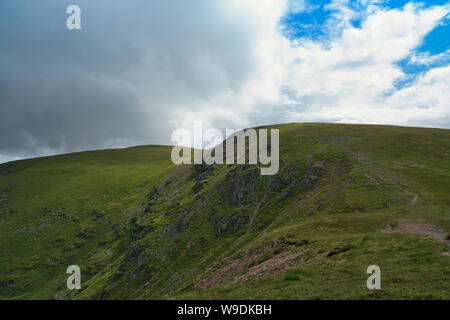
0,123 -> 449,299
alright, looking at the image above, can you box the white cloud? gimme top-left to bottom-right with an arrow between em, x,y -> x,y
409,49 -> 450,65
286,0 -> 320,14
199,0 -> 450,129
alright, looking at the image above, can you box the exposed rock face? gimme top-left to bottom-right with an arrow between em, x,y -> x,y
229,178 -> 244,206
129,217 -> 151,241
208,209 -> 250,236
226,166 -> 259,207
76,227 -> 94,239
191,164 -> 216,194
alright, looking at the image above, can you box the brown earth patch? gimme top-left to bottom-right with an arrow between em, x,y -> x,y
381,219 -> 449,246
229,249 -> 308,285
195,243 -> 313,290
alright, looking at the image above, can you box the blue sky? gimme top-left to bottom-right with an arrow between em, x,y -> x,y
281,0 -> 450,79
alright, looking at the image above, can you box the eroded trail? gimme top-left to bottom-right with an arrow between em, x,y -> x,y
340,144 -> 420,206
381,219 -> 450,253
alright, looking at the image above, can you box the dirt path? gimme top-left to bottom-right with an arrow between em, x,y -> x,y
381,219 -> 449,247
342,145 -> 421,207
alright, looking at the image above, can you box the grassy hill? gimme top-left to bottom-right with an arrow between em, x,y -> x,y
0,123 -> 449,299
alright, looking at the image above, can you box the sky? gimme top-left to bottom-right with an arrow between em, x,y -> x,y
0,0 -> 449,163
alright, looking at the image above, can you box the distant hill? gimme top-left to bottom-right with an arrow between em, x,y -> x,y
0,123 -> 449,299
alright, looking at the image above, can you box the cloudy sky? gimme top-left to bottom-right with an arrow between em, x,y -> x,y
1,0 -> 449,163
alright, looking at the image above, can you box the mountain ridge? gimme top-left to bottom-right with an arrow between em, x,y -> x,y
0,123 -> 449,299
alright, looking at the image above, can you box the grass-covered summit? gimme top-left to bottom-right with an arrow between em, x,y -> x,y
0,123 -> 449,299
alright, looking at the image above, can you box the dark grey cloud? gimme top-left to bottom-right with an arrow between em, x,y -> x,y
0,0 -> 258,162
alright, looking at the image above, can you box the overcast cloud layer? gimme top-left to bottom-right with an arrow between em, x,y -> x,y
1,0 -> 449,163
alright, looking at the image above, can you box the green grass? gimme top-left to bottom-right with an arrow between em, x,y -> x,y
0,145 -> 175,299
0,123 -> 449,300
